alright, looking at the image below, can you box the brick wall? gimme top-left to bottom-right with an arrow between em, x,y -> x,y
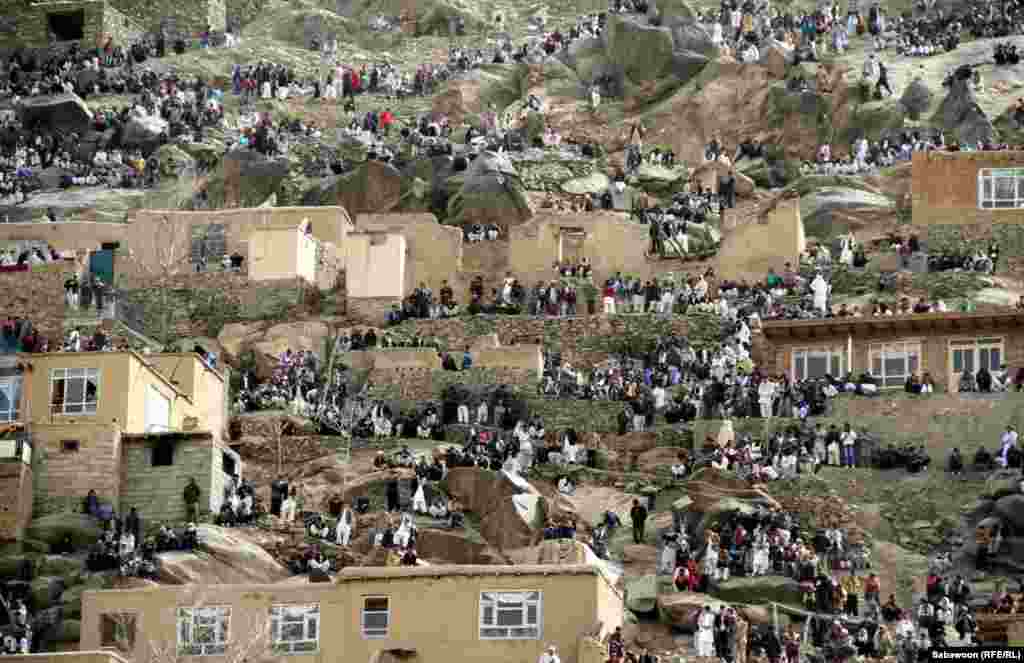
0,461 -> 33,542
912,150 -> 1024,226
120,434 -> 221,524
1,262 -> 75,340
33,424 -> 122,517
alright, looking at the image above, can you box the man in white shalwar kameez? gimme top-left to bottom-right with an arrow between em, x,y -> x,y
335,503 -> 354,546
811,273 -> 829,313
696,607 -> 716,657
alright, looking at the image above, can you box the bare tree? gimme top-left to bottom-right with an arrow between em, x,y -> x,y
122,212 -> 195,345
107,586 -> 274,663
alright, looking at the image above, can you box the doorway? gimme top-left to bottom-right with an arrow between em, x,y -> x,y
948,337 -> 1003,392
558,228 -> 586,264
47,10 -> 85,41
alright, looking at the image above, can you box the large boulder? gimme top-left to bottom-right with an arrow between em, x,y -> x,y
932,74 -> 996,146
652,0 -> 697,28
30,576 -> 65,611
26,513 -> 103,549
155,143 -> 196,177
445,468 -> 539,551
332,160 -> 406,215
671,23 -> 718,57
250,321 -> 332,379
448,150 -> 532,227
121,113 -> 169,147
900,77 -> 934,121
605,15 -> 676,83
216,321 -> 266,362
760,42 -> 794,79
669,50 -> 710,84
984,470 -> 1021,500
657,592 -> 729,631
994,494 -> 1024,533
17,94 -> 92,131
157,525 -> 290,584
714,576 -> 803,606
562,172 -> 609,195
415,529 -> 505,565
626,574 -> 659,613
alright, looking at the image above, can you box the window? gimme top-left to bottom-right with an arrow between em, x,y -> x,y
792,347 -> 846,380
978,168 -> 1024,209
361,597 -> 389,639
50,368 -> 99,415
479,591 -> 541,640
868,341 -> 921,388
951,338 -> 1003,374
60,440 -> 80,453
177,606 -> 230,656
152,439 -> 175,467
271,604 -> 319,654
0,376 -> 21,423
100,613 -> 136,653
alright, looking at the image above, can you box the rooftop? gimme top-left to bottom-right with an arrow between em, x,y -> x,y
760,310 -> 1024,341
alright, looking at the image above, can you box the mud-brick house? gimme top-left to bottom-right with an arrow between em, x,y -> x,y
758,311 -> 1024,392
3,350 -> 236,529
81,565 -> 623,663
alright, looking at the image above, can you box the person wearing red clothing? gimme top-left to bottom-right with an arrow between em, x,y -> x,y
379,108 -> 394,136
603,282 -> 616,314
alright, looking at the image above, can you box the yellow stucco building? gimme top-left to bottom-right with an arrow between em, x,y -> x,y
8,350 -> 234,523
80,565 -> 624,663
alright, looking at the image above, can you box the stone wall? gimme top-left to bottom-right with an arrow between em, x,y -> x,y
389,315 -> 691,368
110,0 -> 225,33
912,150 -> 1024,226
121,271 -> 304,340
33,423 -> 122,517
120,433 -> 223,523
0,461 -> 33,542
368,366 -> 538,401
346,296 -> 403,324
715,195 -> 805,281
475,345 -> 542,376
0,0 -> 105,48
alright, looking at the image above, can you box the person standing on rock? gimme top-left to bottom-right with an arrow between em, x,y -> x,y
335,501 -> 354,546
697,606 -> 716,657
630,498 -> 648,544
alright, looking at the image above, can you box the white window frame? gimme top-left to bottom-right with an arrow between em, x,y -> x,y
978,168 -> 1024,209
177,606 -> 230,656
950,337 -> 1004,375
0,376 -> 21,423
791,347 -> 846,381
361,596 -> 390,639
868,340 -> 922,388
50,368 -> 99,415
479,591 -> 542,640
270,604 -> 319,654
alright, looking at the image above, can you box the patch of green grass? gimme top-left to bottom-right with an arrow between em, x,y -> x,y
910,271 -> 986,301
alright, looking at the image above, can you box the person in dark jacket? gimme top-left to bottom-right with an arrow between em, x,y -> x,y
386,478 -> 400,512
630,499 -> 648,544
184,478 -> 201,522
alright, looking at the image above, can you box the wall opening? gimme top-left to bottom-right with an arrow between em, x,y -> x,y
60,440 -> 80,453
152,439 -> 175,466
558,229 -> 586,264
47,10 -> 85,41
